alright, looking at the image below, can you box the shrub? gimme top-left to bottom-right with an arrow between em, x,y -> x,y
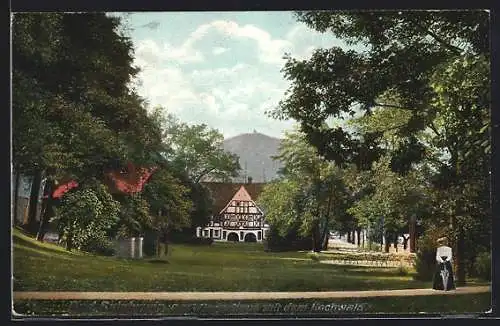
51,184 -> 120,252
396,264 -> 410,276
81,235 -> 116,256
413,230 -> 442,281
263,226 -> 312,252
474,252 -> 491,281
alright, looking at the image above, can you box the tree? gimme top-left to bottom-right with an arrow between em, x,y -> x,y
259,129 -> 353,251
270,10 -> 489,284
12,13 -> 165,240
163,112 -> 241,183
51,183 -> 120,251
142,167 -> 192,254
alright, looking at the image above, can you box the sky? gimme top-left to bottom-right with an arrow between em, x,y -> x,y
125,12 -> 356,139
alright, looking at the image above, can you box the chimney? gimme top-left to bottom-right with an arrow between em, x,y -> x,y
247,176 -> 253,184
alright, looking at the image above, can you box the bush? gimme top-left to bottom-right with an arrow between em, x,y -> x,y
396,264 -> 410,276
413,230 -> 443,281
81,235 -> 116,256
474,252 -> 491,281
51,185 -> 120,252
263,226 -> 312,252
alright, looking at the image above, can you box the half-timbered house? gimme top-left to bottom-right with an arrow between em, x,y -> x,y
196,181 -> 269,242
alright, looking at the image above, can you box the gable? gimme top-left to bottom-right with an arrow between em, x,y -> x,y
201,182 -> 266,216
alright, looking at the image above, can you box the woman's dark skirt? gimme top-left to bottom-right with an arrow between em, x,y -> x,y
432,260 -> 456,291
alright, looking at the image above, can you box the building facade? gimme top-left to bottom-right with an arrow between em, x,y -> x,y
196,184 -> 269,242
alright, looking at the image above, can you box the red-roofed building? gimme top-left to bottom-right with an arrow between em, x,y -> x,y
196,181 -> 270,243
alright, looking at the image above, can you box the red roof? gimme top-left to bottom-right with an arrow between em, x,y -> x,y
51,163 -> 157,199
52,180 -> 79,199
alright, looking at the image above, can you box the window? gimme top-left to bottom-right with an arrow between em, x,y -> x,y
214,230 -> 219,237
203,230 -> 209,237
223,231 -> 227,239
258,231 -> 262,240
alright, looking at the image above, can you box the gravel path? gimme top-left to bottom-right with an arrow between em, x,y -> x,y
13,286 -> 490,301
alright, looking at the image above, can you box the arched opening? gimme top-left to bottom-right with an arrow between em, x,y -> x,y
227,232 -> 239,242
244,233 -> 257,243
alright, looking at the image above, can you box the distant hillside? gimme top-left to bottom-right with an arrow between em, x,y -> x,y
223,131 -> 283,183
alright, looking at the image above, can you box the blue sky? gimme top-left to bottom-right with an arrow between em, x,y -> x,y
125,12 -> 355,139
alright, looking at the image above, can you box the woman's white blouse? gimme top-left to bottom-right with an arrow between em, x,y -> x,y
436,246 -> 453,262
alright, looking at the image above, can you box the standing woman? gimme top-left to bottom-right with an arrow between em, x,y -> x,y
432,237 -> 456,291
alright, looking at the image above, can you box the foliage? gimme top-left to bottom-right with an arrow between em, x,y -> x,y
262,226 -> 312,252
142,168 -> 192,235
51,184 -> 120,251
474,252 -> 491,281
260,129 -> 354,251
412,227 -> 445,281
80,236 -> 116,256
114,195 -> 152,238
12,13 -> 166,242
270,11 -> 490,283
162,110 -> 241,183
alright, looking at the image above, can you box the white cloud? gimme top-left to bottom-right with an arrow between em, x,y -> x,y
212,46 -> 229,55
130,19 -> 349,139
188,20 -> 292,65
134,37 -> 204,66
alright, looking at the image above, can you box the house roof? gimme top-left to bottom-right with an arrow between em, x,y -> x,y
52,163 -> 157,198
201,182 -> 266,216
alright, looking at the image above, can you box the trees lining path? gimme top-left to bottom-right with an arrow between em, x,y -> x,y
14,286 -> 490,301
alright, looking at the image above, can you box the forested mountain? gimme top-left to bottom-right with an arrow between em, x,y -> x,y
223,131 -> 283,183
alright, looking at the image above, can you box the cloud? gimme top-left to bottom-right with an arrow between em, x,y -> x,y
130,19 -> 349,139
187,20 -> 292,65
134,37 -> 204,66
212,47 -> 229,55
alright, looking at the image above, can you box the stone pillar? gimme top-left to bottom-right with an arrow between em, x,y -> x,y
129,237 -> 136,258
135,237 -> 143,259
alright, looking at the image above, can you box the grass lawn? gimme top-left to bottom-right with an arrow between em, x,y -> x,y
12,228 -> 488,292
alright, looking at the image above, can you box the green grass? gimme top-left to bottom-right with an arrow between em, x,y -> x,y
13,293 -> 491,317
12,228 -> 488,292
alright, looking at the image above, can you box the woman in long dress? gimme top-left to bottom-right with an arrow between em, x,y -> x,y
432,237 -> 456,290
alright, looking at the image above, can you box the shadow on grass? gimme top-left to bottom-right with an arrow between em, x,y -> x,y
148,259 -> 170,264
12,235 -> 80,258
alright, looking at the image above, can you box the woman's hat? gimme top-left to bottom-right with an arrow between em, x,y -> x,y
437,237 -> 448,244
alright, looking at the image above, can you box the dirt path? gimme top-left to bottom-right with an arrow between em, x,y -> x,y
13,286 -> 490,301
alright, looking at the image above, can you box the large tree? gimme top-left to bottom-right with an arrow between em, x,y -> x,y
260,129 -> 353,251
269,10 -> 490,284
162,112 -> 241,183
12,13 -> 164,238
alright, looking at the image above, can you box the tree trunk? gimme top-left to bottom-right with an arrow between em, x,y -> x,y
26,170 -> 43,235
347,231 -> 351,243
66,231 -> 74,251
320,222 -> 329,251
36,179 -> 55,242
384,234 -> 390,253
455,225 -> 466,286
356,229 -> 361,246
311,221 -> 321,252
